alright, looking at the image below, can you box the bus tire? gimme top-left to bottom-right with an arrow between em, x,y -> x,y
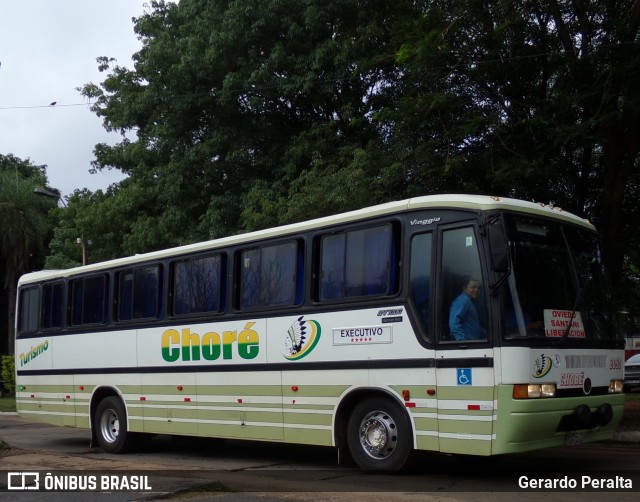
94,396 -> 135,454
347,397 -> 412,472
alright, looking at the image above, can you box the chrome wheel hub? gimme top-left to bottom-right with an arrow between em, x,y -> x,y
359,410 -> 398,459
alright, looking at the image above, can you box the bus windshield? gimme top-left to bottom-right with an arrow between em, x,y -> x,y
502,215 -> 619,342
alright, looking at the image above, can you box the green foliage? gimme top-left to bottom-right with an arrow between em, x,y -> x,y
71,0 -> 412,248
1,355 -> 15,394
384,0 -> 640,295
0,156 -> 53,278
0,155 -> 57,354
41,0 -> 639,320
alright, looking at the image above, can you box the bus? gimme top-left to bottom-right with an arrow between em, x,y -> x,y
14,194 -> 625,471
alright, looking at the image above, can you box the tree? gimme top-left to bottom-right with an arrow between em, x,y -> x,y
78,0 -> 415,247
0,155 -> 56,355
66,0 -> 638,320
383,0 -> 640,292
45,179 -> 178,267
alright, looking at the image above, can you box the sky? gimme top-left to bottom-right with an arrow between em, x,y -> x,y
0,1 -> 150,199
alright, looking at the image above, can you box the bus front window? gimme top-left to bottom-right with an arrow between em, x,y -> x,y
502,216 -> 618,342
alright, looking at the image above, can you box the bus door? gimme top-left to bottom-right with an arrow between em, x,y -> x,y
434,224 -> 495,456
408,231 -> 440,451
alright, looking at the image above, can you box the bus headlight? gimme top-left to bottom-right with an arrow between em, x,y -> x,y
609,380 -> 623,393
513,383 -> 556,399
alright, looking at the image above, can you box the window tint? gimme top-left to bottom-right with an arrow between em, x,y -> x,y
19,286 -> 40,334
71,275 -> 108,326
501,218 -> 616,341
410,233 -> 432,337
440,227 -> 487,342
118,266 -> 161,321
173,255 -> 223,315
42,282 -> 64,330
320,234 -> 345,300
320,225 -> 394,301
241,242 -> 298,309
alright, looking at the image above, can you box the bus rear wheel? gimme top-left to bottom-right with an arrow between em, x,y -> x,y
94,396 -> 135,453
347,397 -> 412,471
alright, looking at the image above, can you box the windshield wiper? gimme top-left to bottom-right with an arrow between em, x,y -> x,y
561,290 -> 582,343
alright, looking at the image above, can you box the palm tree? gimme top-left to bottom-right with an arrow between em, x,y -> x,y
0,155 -> 55,355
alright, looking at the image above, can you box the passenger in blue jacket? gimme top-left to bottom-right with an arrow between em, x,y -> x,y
449,277 -> 486,340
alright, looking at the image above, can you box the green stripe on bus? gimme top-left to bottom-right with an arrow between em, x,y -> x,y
412,417 -> 438,431
16,385 -> 62,392
439,437 -> 492,455
142,421 -> 198,436
282,404 -> 334,411
140,399 -> 282,409
197,423 -> 283,440
17,402 -> 74,414
284,428 -> 332,445
438,409 -> 493,417
437,419 -> 493,435
282,385 -> 350,398
196,385 -> 282,396
389,385 -> 438,401
435,386 -> 495,400
17,411 -> 66,426
416,435 -> 439,451
196,409 -> 283,423
283,413 -> 332,426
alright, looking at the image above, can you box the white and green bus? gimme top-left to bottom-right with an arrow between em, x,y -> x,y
15,194 -> 625,471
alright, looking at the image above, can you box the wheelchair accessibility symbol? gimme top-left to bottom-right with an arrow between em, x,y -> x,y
457,368 -> 472,386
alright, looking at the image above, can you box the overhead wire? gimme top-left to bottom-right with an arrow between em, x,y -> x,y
0,40 -> 635,112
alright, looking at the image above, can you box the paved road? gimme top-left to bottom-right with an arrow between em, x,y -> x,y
1,413 -> 639,501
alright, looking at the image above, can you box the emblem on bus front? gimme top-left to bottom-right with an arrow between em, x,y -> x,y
284,316 -> 321,361
532,353 -> 553,378
532,352 -> 562,379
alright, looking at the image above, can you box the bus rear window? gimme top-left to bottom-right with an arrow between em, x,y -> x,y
18,286 -> 40,334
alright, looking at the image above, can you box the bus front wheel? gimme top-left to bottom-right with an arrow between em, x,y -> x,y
94,396 -> 135,454
347,397 -> 412,471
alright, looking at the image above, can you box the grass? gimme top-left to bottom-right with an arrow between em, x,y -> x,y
0,396 -> 16,412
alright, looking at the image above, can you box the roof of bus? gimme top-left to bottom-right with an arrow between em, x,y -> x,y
19,194 -> 594,285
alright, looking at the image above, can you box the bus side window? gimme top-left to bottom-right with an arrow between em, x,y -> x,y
18,286 -> 40,334
440,227 -> 487,342
409,233 -> 432,339
240,241 -> 299,309
42,282 -> 64,330
319,224 -> 395,301
71,275 -> 109,326
173,254 -> 223,316
117,266 -> 162,321
320,234 -> 345,300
